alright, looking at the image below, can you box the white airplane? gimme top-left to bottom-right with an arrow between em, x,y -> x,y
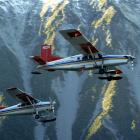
31,29 -> 135,81
0,87 -> 56,123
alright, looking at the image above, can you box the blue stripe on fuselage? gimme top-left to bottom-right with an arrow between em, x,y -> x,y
0,104 -> 49,113
102,55 -> 126,58
47,55 -> 126,66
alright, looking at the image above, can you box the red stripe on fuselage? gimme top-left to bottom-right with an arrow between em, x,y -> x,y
0,105 -> 6,109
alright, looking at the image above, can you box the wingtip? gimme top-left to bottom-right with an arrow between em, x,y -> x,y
29,56 -> 35,59
59,28 -> 79,33
7,87 -> 17,91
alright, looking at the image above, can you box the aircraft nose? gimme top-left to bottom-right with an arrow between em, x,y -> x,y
129,56 -> 136,61
124,55 -> 136,60
131,56 -> 136,60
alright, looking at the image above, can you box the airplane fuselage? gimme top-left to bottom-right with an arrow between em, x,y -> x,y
0,101 -> 51,116
38,54 -> 132,71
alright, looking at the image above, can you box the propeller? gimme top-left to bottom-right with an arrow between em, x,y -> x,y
129,56 -> 135,71
128,51 -> 136,71
130,60 -> 134,71
125,55 -> 135,71
49,97 -> 56,113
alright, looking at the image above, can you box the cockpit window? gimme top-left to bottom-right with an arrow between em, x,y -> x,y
82,56 -> 88,61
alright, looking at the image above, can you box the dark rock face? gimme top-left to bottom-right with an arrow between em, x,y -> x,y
0,0 -> 140,140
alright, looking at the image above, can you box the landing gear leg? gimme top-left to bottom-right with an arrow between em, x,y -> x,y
26,96 -> 39,120
99,59 -> 105,74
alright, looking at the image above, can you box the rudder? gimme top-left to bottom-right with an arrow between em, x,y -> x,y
31,44 -> 62,65
41,45 -> 61,62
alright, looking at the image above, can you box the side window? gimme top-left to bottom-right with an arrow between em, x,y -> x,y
18,103 -> 25,107
89,55 -> 93,60
77,57 -> 80,61
18,104 -> 21,107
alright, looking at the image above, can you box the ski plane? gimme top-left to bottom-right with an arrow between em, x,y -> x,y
31,29 -> 135,81
0,87 -> 56,123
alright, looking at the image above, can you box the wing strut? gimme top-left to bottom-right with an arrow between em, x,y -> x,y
26,96 -> 39,118
87,45 -> 107,74
87,46 -> 98,67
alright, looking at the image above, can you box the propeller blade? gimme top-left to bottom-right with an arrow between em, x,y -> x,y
49,98 -> 56,112
131,60 -> 134,71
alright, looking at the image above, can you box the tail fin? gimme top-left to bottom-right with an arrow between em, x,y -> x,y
31,44 -> 62,65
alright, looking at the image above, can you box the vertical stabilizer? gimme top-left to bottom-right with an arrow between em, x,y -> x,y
31,44 -> 62,65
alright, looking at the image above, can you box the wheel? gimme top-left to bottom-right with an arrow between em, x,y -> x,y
35,114 -> 40,119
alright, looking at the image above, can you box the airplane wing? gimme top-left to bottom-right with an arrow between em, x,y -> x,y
6,87 -> 39,104
59,29 -> 100,55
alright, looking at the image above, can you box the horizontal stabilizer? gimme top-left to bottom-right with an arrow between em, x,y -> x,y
30,56 -> 46,65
